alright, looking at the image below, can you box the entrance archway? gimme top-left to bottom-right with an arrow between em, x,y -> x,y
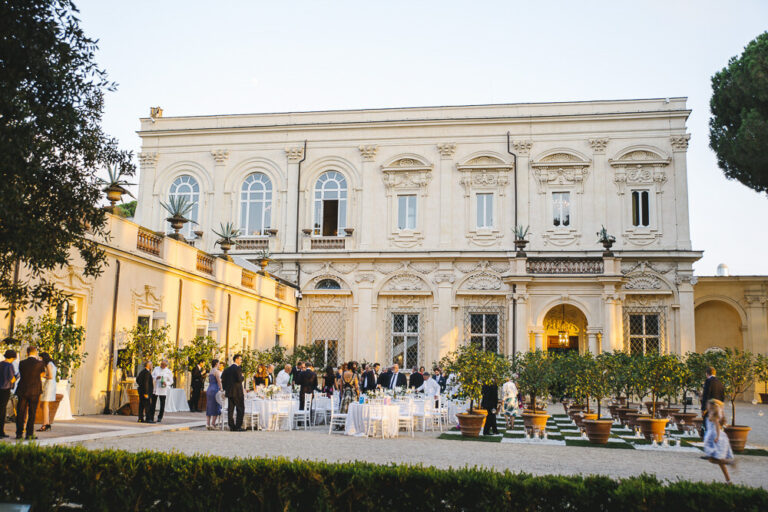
694,299 -> 744,352
542,304 -> 588,354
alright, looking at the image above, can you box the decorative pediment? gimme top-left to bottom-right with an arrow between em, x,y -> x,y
463,271 -> 503,291
381,156 -> 433,191
381,273 -> 430,293
539,152 -> 584,163
623,275 -> 663,290
609,148 -> 670,168
457,153 -> 513,172
531,151 -> 591,193
51,265 -> 95,303
131,285 -> 163,315
610,147 -> 669,195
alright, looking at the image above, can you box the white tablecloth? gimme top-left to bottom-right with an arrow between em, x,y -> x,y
345,403 -> 400,437
54,380 -> 73,421
163,388 -> 190,412
246,398 -> 299,430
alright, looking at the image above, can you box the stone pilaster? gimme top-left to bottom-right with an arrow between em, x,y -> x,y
209,149 -> 229,252
437,143 -> 456,248
670,134 -> 692,250
589,138 -> 609,236
136,152 -> 158,227
358,145 -> 378,249
512,140 -> 532,238
284,146 -> 304,253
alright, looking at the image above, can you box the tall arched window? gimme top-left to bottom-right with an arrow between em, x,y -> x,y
168,175 -> 200,237
240,173 -> 272,236
313,171 -> 347,236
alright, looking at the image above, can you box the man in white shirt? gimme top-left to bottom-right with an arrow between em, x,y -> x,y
151,359 -> 174,422
417,372 -> 441,407
276,364 -> 292,393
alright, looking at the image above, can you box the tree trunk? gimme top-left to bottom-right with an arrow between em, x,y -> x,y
731,399 -> 736,425
683,391 -> 688,413
469,399 -> 474,414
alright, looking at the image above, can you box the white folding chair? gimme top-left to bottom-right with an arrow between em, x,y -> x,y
328,396 -> 347,434
244,400 -> 261,431
313,396 -> 329,425
423,399 -> 443,432
219,401 -> 229,431
365,403 -> 386,439
269,400 -> 292,431
293,394 -> 312,430
437,396 -> 450,425
398,400 -> 415,437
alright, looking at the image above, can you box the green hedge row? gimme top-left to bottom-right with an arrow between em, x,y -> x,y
0,444 -> 766,511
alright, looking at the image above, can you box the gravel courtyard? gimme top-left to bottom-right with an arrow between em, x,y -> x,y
76,402 -> 768,489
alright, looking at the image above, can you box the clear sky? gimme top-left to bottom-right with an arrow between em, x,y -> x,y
76,0 -> 768,275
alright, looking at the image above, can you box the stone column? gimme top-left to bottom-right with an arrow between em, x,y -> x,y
354,273 -> 376,360
587,329 -> 600,354
136,152 -> 158,227
589,138 -> 609,230
358,145 -> 378,249
602,287 -> 622,352
677,279 -> 696,354
533,328 -> 545,351
512,140 -> 533,233
744,293 -> 768,354
437,143 -> 456,248
284,146 -> 304,253
670,135 -> 692,250
209,149 -> 229,252
433,270 -> 456,360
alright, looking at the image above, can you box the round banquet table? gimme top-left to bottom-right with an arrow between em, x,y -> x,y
246,398 -> 299,430
163,388 -> 190,412
344,403 -> 400,437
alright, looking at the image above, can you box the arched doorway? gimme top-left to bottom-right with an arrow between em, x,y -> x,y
695,300 -> 744,352
542,304 -> 588,354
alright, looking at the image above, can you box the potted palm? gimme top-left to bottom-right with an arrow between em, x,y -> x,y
517,350 -> 552,434
596,225 -> 616,257
583,353 -> 615,444
160,196 -> 196,240
636,354 -> 677,442
513,225 -> 530,257
720,349 -> 757,452
443,343 -> 512,437
213,222 -> 240,257
99,163 -> 135,210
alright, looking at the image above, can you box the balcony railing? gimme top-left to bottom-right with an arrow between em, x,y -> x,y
310,237 -> 346,250
526,257 -> 604,274
241,269 -> 256,289
234,237 -> 268,251
137,227 -> 163,256
196,251 -> 215,275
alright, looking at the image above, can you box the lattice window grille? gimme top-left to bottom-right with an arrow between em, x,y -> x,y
386,309 -> 424,370
464,306 -> 505,354
623,306 -> 666,355
307,309 -> 345,367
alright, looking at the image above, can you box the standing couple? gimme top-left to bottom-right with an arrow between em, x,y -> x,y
220,354 -> 246,431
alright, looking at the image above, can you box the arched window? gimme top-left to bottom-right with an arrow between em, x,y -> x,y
168,175 -> 200,237
316,279 -> 341,290
313,171 -> 347,236
240,173 -> 272,236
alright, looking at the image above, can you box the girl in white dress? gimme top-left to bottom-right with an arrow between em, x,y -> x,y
38,352 -> 57,432
702,399 -> 734,483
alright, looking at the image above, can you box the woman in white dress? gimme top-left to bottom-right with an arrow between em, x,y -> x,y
38,352 -> 57,432
501,376 -> 519,429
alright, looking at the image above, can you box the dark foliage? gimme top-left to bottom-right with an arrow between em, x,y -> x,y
116,200 -> 137,218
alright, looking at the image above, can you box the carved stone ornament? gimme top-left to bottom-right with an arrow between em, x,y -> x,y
669,134 -> 691,151
384,274 -> 425,292
623,275 -> 663,290
373,262 -> 404,274
588,138 -> 609,154
51,265 -> 95,303
408,261 -> 438,274
531,152 -> 591,193
381,170 -> 432,190
285,146 -> 305,162
464,271 -> 503,291
210,149 -> 229,164
489,261 -> 510,273
455,261 -> 480,273
131,285 -> 163,315
621,260 -> 674,276
432,272 -> 455,285
138,152 -> 158,168
240,311 -> 255,330
331,262 -> 358,274
192,299 -> 215,322
355,273 -> 376,283
358,145 -> 379,162
512,140 -> 533,156
436,143 -> 457,159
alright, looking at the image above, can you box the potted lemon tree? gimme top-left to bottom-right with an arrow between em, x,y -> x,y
720,349 -> 757,452
583,352 -> 615,444
636,353 -> 678,442
517,350 -> 552,434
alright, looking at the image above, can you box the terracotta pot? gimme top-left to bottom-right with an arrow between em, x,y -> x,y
724,425 -> 751,453
456,413 -> 485,438
127,389 -> 140,416
637,417 -> 668,442
34,394 -> 63,424
759,393 -> 768,404
568,404 -> 585,413
574,412 -> 598,429
658,406 -> 680,419
617,397 -> 627,405
617,407 -> 639,426
626,412 -> 651,429
522,412 -> 549,433
644,401 -> 664,415
608,404 -> 620,421
670,411 -> 698,429
472,408 -> 488,429
583,419 -> 613,444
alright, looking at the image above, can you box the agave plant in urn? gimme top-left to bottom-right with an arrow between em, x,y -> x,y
596,225 -> 616,257
213,222 -> 241,258
160,196 -> 197,240
513,225 -> 530,257
99,164 -> 135,211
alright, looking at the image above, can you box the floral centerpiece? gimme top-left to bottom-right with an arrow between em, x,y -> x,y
265,384 -> 281,399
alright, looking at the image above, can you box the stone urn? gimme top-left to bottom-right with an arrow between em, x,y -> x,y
104,184 -> 127,208
217,239 -> 233,254
583,419 -> 614,444
574,411 -> 598,429
166,215 -> 189,240
514,239 -> 528,257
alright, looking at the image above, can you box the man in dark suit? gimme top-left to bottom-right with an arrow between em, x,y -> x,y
360,364 -> 377,392
481,382 -> 500,435
224,354 -> 245,431
188,361 -> 205,412
408,367 -> 424,389
299,364 -> 317,410
701,366 -> 725,434
433,368 -> 447,393
266,364 -> 275,386
15,346 -> 45,440
372,363 -> 381,387
377,365 -> 391,389
136,361 -> 154,423
388,364 -> 407,389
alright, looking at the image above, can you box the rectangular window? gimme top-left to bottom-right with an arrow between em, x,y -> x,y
469,313 -> 499,352
397,194 -> 417,230
392,313 -> 419,370
631,190 -> 650,227
476,193 -> 494,228
313,339 -> 338,367
553,192 -> 570,227
628,314 -> 660,355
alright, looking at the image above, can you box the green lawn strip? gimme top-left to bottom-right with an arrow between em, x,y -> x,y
438,433 -> 502,442
739,448 -> 768,457
564,439 -> 635,449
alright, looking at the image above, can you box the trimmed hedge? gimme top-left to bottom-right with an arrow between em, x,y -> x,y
0,444 -> 766,511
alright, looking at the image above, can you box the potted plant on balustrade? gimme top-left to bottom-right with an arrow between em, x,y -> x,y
16,314 -> 88,421
516,350 -> 553,435
513,225 -> 530,257
160,196 -> 197,241
256,248 -> 271,272
720,349 -> 758,452
596,225 -> 616,257
118,324 -> 171,415
754,353 -> 768,405
442,343 -> 512,437
583,353 -> 615,444
636,353 -> 678,442
212,222 -> 241,259
99,163 -> 135,211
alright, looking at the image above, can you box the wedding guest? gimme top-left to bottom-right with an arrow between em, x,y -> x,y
189,360 -> 206,412
408,366 -> 424,389
253,364 -> 267,388
291,361 -> 303,385
378,366 -> 392,389
15,346 -> 45,439
372,363 -> 381,387
349,361 -> 359,375
388,364 -> 407,389
0,348 -> 18,438
702,399 -> 734,483
360,364 -> 377,392
276,364 -> 292,393
322,366 -> 336,397
417,371 -> 441,407
223,354 -> 245,431
136,361 -> 154,424
151,359 -> 173,423
481,381 -> 500,436
501,375 -> 519,429
701,366 -> 724,435
37,352 -> 57,432
299,363 -> 318,410
266,364 -> 275,385
339,362 -> 359,414
206,359 -> 224,430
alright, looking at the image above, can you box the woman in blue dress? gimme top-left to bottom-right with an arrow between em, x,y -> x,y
205,359 -> 224,430
702,399 -> 734,483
